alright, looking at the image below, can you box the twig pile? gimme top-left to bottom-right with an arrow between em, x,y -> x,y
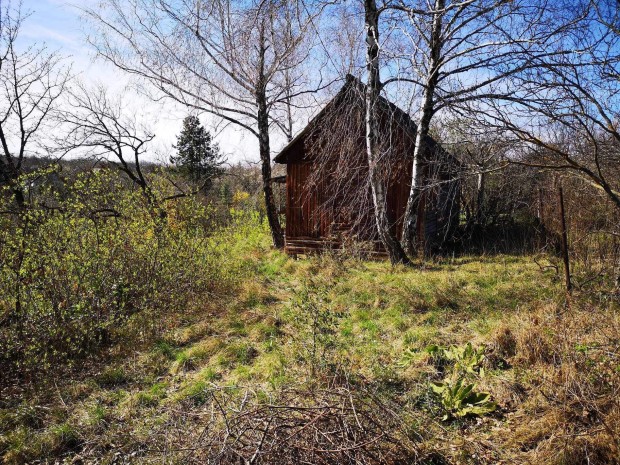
156,385 -> 419,465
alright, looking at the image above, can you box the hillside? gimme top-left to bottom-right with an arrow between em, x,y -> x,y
2,231 -> 618,464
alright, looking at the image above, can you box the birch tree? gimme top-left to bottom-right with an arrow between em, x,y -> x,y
83,0 -> 324,248
341,0 -> 576,258
363,0 -> 411,264
383,0 -> 583,255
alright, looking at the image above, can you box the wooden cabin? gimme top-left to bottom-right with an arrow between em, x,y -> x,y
274,75 -> 461,256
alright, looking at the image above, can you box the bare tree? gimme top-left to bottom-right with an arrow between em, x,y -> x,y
0,0 -> 70,209
82,0 -> 328,248
434,118 -> 510,230
478,1 -> 620,213
60,83 -> 170,217
373,0 -> 584,255
323,0 -> 574,259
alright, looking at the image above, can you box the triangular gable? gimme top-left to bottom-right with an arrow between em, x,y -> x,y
274,75 -> 362,163
274,74 -> 459,167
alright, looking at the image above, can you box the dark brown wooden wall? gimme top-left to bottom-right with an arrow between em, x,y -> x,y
285,157 -> 458,254
286,163 -> 320,239
281,91 -> 460,254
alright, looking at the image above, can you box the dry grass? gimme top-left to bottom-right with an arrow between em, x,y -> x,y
1,245 -> 619,464
500,300 -> 620,464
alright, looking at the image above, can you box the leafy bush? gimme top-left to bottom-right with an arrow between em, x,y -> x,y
427,342 -> 486,376
0,167 -> 262,381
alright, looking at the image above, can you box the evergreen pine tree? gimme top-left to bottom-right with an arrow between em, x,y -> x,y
171,116 -> 224,192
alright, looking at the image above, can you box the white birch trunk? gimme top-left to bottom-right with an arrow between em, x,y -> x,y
364,0 -> 410,265
401,0 -> 445,256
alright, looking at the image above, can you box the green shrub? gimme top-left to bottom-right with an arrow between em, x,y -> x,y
291,278 -> 343,375
95,367 -> 129,388
427,342 -> 486,376
0,167 -> 264,382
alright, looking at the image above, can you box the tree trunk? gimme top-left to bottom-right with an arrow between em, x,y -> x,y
475,167 -> 486,226
364,0 -> 411,265
401,0 -> 445,257
256,18 -> 284,249
401,90 -> 435,256
283,69 -> 294,142
558,183 -> 572,293
257,92 -> 285,249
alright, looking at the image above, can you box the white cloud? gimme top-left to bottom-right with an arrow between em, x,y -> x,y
20,23 -> 75,45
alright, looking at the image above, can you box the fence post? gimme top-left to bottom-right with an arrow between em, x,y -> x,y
558,183 -> 572,293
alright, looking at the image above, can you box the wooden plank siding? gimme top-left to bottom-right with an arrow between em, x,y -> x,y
283,157 -> 454,256
277,75 -> 461,256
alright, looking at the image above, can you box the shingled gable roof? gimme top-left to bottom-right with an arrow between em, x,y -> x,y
274,74 -> 452,164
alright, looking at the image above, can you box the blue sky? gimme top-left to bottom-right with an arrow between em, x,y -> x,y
20,0 -> 97,66
18,0 -> 260,163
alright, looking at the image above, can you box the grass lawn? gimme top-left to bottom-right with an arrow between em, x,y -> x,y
1,236 -> 619,464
